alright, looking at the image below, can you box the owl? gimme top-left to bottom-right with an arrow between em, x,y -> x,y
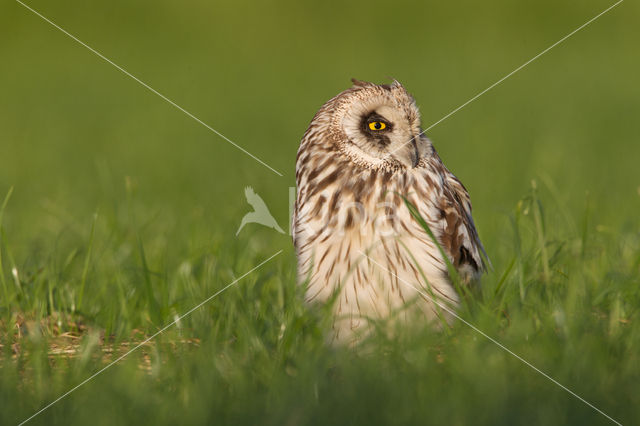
292,79 -> 487,343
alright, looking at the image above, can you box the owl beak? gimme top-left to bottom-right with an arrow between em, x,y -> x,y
390,135 -> 425,168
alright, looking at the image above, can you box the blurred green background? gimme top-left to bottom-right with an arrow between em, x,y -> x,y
1,0 -> 639,424
2,0 -> 638,242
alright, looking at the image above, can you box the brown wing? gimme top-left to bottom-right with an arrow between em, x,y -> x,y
436,170 -> 489,282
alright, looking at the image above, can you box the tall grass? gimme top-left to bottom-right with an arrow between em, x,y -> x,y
1,180 -> 638,425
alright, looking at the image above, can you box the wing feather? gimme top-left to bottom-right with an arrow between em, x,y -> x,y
426,154 -> 489,283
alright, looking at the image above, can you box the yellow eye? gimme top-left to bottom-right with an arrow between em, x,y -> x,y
368,121 -> 386,131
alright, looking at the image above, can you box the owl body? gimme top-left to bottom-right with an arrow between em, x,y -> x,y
293,80 -> 486,342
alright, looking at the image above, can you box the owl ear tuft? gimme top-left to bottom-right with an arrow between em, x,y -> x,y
351,78 -> 375,88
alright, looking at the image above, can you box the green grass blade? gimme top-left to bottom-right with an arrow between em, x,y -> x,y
531,180 -> 550,283
0,187 -> 14,310
77,211 -> 98,312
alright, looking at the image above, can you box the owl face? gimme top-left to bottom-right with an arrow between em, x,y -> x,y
329,80 -> 431,169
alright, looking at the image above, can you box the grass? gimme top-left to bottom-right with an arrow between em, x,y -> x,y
1,0 -> 639,424
2,183 -> 638,425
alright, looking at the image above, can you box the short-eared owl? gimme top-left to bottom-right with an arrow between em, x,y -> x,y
292,79 -> 487,343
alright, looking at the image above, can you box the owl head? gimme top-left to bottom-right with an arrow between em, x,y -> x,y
322,79 -> 431,170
